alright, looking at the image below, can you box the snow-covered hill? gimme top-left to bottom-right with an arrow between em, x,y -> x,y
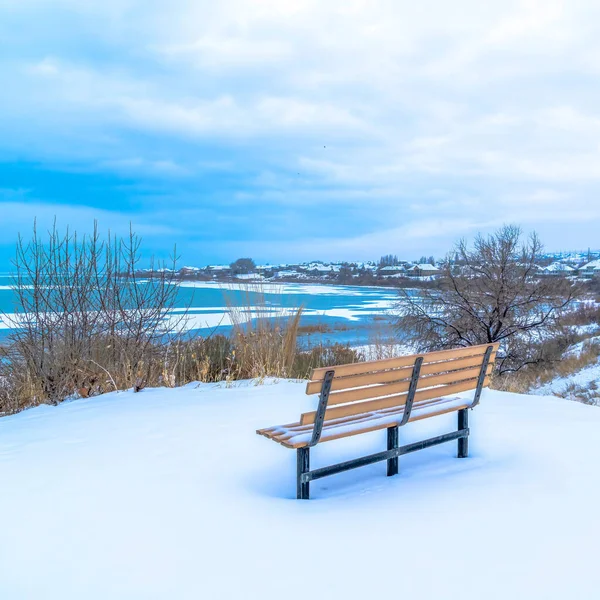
1,381 -> 599,599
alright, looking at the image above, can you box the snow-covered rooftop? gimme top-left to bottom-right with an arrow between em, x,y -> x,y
582,259 -> 600,270
544,262 -> 575,273
410,263 -> 439,271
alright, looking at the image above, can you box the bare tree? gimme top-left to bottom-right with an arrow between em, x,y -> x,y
3,221 -> 184,404
397,225 -> 579,374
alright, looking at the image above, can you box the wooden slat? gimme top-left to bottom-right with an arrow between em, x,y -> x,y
324,364 -> 493,406
308,402 -> 470,448
273,394 -> 466,442
294,401 -> 471,447
258,393 -> 477,448
258,393 -> 461,443
305,352 -> 496,394
257,396 -> 465,447
275,401 -> 470,449
301,377 -> 490,425
309,343 -> 499,382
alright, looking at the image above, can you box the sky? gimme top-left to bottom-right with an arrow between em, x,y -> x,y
2,0 -> 600,267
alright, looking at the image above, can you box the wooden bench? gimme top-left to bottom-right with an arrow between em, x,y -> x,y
257,343 -> 498,499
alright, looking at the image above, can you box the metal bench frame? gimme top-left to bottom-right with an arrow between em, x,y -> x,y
296,345 -> 495,499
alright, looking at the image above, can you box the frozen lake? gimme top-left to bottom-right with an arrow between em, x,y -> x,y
0,276 -> 405,347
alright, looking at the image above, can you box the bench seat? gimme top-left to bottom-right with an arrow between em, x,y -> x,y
258,395 -> 472,448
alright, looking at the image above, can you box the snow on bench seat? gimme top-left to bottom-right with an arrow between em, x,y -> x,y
258,395 -> 472,448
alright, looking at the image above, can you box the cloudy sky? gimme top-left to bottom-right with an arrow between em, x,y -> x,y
1,0 -> 600,266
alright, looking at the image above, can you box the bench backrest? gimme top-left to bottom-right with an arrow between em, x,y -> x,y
303,343 -> 499,425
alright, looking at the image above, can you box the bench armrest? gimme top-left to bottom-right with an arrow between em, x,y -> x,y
308,370 -> 335,447
399,357 -> 424,426
471,345 -> 495,408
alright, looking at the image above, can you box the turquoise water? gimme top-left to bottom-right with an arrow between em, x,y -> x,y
0,276 -> 403,347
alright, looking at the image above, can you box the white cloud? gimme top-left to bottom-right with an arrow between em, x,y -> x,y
3,0 -> 600,259
0,201 -> 179,247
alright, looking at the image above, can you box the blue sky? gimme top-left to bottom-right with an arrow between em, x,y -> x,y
2,0 -> 600,268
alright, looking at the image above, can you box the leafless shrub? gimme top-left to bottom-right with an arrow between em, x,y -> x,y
290,344 -> 364,380
1,221 -> 184,411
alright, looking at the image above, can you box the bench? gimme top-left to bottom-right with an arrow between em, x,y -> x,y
257,343 -> 498,499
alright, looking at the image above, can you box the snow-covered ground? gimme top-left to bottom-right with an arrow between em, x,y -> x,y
533,336 -> 600,399
1,381 -> 600,599
535,360 -> 600,398
352,341 -> 415,360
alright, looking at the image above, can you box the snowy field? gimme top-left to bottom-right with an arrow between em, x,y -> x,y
1,381 -> 600,599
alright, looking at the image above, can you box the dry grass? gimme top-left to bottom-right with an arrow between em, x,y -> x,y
290,344 -> 363,380
0,334 -> 236,414
561,303 -> 600,328
225,284 -> 304,379
297,323 -> 331,334
559,380 -> 600,405
360,326 -> 410,361
493,338 -> 600,394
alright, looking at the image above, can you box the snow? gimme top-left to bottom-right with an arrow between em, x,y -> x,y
176,281 -> 395,296
563,336 -> 600,358
1,382 -> 600,598
530,337 -> 600,398
582,259 -> 600,271
534,358 -> 600,398
234,273 -> 264,280
570,323 -> 600,336
380,265 -> 406,272
1,283 -> 400,332
544,262 -> 575,273
352,342 -> 415,360
278,396 -> 473,447
161,301 -> 397,331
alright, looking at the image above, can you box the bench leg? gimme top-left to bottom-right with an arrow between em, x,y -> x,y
387,426 -> 399,476
458,409 -> 468,458
297,447 -> 310,499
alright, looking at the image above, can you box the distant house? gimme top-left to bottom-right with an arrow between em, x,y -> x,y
580,259 -> 600,278
379,265 -> 406,276
542,262 -> 576,276
179,266 -> 201,276
305,263 -> 339,275
207,265 -> 232,277
356,262 -> 378,271
407,263 -> 441,277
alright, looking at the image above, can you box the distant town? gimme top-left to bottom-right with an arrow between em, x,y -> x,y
148,249 -> 600,287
